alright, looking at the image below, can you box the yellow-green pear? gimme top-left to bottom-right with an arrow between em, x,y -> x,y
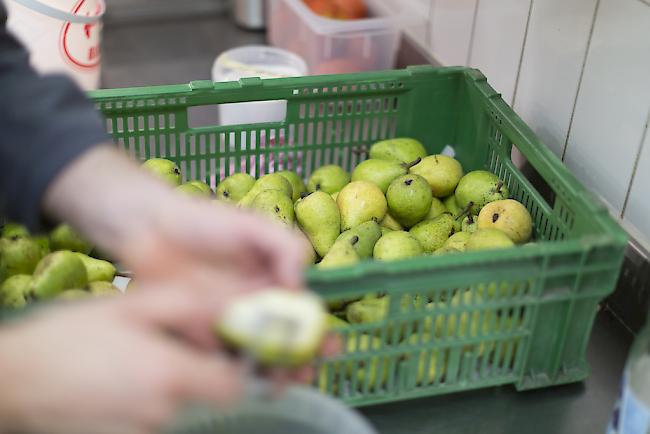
477,199 -> 533,244
369,138 -> 427,164
50,224 -> 92,254
251,190 -> 295,226
1,222 -> 29,238
318,236 -> 360,270
380,213 -> 403,231
373,231 -> 423,261
0,236 -> 42,281
380,227 -> 393,236
326,313 -> 350,329
426,197 -> 447,220
352,158 -> 422,194
0,274 -> 32,308
455,171 -> 509,213
277,171 -> 306,202
337,181 -> 387,231
239,173 -> 293,207
336,221 -> 382,259
386,174 -> 432,228
410,155 -> 464,198
73,253 -> 116,283
141,158 -> 181,186
187,180 -> 213,196
88,281 -> 122,297
403,333 -> 445,385
176,183 -> 210,197
216,173 -> 256,203
295,191 -> 341,257
57,289 -> 91,301
443,231 -> 472,251
307,165 -> 350,195
409,213 -> 455,253
466,229 -> 515,251
31,251 -> 88,299
461,214 -> 478,233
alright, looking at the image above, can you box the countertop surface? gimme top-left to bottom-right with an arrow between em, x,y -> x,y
102,14 -> 634,434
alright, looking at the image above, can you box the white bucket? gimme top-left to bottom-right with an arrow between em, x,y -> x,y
5,0 -> 105,90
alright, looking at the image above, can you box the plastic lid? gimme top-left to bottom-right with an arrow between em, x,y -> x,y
213,46 -> 309,82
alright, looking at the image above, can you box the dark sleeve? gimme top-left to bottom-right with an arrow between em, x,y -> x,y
0,5 -> 109,232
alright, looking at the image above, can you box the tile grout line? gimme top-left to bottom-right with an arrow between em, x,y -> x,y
561,0 -> 602,162
621,106 -> 650,219
510,0 -> 535,108
465,0 -> 481,66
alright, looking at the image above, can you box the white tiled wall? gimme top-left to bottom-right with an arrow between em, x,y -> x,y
392,0 -> 650,248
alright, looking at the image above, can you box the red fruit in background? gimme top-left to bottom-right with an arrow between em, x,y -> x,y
304,0 -> 337,18
332,0 -> 368,19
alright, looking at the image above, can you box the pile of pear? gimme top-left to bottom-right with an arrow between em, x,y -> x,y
0,223 -> 122,308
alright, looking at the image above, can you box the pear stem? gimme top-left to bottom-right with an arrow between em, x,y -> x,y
300,191 -> 309,199
402,157 -> 422,171
496,180 -> 504,194
457,201 -> 474,221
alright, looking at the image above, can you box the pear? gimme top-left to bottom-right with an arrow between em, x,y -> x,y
175,183 -> 206,197
409,213 -> 455,253
477,199 -> 533,244
433,291 -> 484,338
215,289 -> 327,367
326,313 -> 350,329
1,223 -> 29,238
352,157 -> 422,194
251,190 -> 295,226
346,296 -> 388,324
187,180 -> 213,196
31,251 -> 88,299
307,165 -> 350,195
373,231 -> 423,261
455,171 -> 509,213
343,333 -> 388,390
73,253 -> 116,283
0,236 -> 42,281
380,213 -> 403,231
336,221 -> 382,259
465,229 -> 515,251
426,197 -> 447,220
318,236 -> 360,270
216,173 -> 256,203
88,281 -> 122,297
0,274 -> 32,308
380,227 -> 393,236
50,224 -> 92,254
33,236 -> 51,258
369,138 -> 427,164
410,155 -> 464,198
141,158 -> 181,186
444,195 -> 463,233
337,181 -> 387,231
277,171 -> 306,202
402,333 -> 444,385
386,174 -> 432,228
57,289 -> 91,301
295,191 -> 341,257
442,231 -> 472,251
433,245 -> 462,256
461,213 -> 478,233
239,173 -> 293,207
330,192 -> 339,201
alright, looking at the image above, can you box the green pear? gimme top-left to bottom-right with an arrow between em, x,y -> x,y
73,253 -> 116,283
337,181 -> 387,231
239,174 -> 293,207
426,197 -> 447,220
318,236 -> 360,270
461,214 -> 478,233
351,158 -> 422,194
187,180 -> 213,196
216,173 -> 256,203
409,213 -> 455,253
465,229 -> 515,251
433,291 -> 484,338
373,231 -> 423,261
386,174 -> 432,228
141,158 -> 181,186
336,221 -> 382,259
346,297 -> 388,324
402,333 -> 444,385
0,274 -> 32,308
33,236 -> 51,258
50,224 -> 92,254
433,245 -> 462,256
444,194 -> 462,217
295,191 -> 341,257
455,171 -> 509,213
88,281 -> 122,297
251,190 -> 295,226
477,199 -> 533,244
277,171 -> 306,202
380,227 -> 393,236
307,165 -> 350,195
175,183 -> 207,197
380,213 -> 403,231
369,138 -> 427,164
443,231 -> 472,251
57,289 -> 91,301
31,251 -> 88,299
1,222 -> 29,238
410,155 -> 464,198
330,192 -> 339,202
326,313 -> 350,329
0,236 -> 42,281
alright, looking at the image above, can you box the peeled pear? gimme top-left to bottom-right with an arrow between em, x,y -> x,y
425,197 -> 447,220
216,173 -> 256,203
442,231 -> 472,251
0,236 -> 42,281
215,289 -> 327,367
465,229 -> 515,251
176,183 -> 210,197
50,224 -> 92,254
337,181 -> 387,231
336,221 -> 382,259
277,171 -> 306,202
88,281 -> 122,297
386,174 -> 432,228
410,155 -> 464,198
307,165 -> 350,195
380,213 -> 403,231
0,274 -> 32,308
373,231 -> 423,261
409,213 -> 455,253
251,189 -> 295,226
295,191 -> 341,257
1,223 -> 29,238
352,158 -> 421,194
31,251 -> 88,299
369,138 -> 427,164
455,171 -> 509,213
73,253 -> 116,283
477,199 -> 533,244
142,158 -> 181,186
318,236 -> 360,270
239,173 -> 293,207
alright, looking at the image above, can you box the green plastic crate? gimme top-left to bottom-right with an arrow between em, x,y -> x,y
89,66 -> 627,407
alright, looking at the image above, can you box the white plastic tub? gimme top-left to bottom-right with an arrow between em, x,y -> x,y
268,0 -> 402,74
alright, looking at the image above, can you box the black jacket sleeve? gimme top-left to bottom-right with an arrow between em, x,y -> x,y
0,4 -> 109,232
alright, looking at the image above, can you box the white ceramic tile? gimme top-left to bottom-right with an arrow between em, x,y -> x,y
512,0 -> 598,157
563,0 -> 650,214
468,0 -> 532,104
623,111 -> 650,246
428,0 -> 478,66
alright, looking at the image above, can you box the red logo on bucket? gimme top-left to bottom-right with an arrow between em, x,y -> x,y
60,0 -> 101,69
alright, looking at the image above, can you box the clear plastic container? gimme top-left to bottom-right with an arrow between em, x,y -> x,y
268,0 -> 402,74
